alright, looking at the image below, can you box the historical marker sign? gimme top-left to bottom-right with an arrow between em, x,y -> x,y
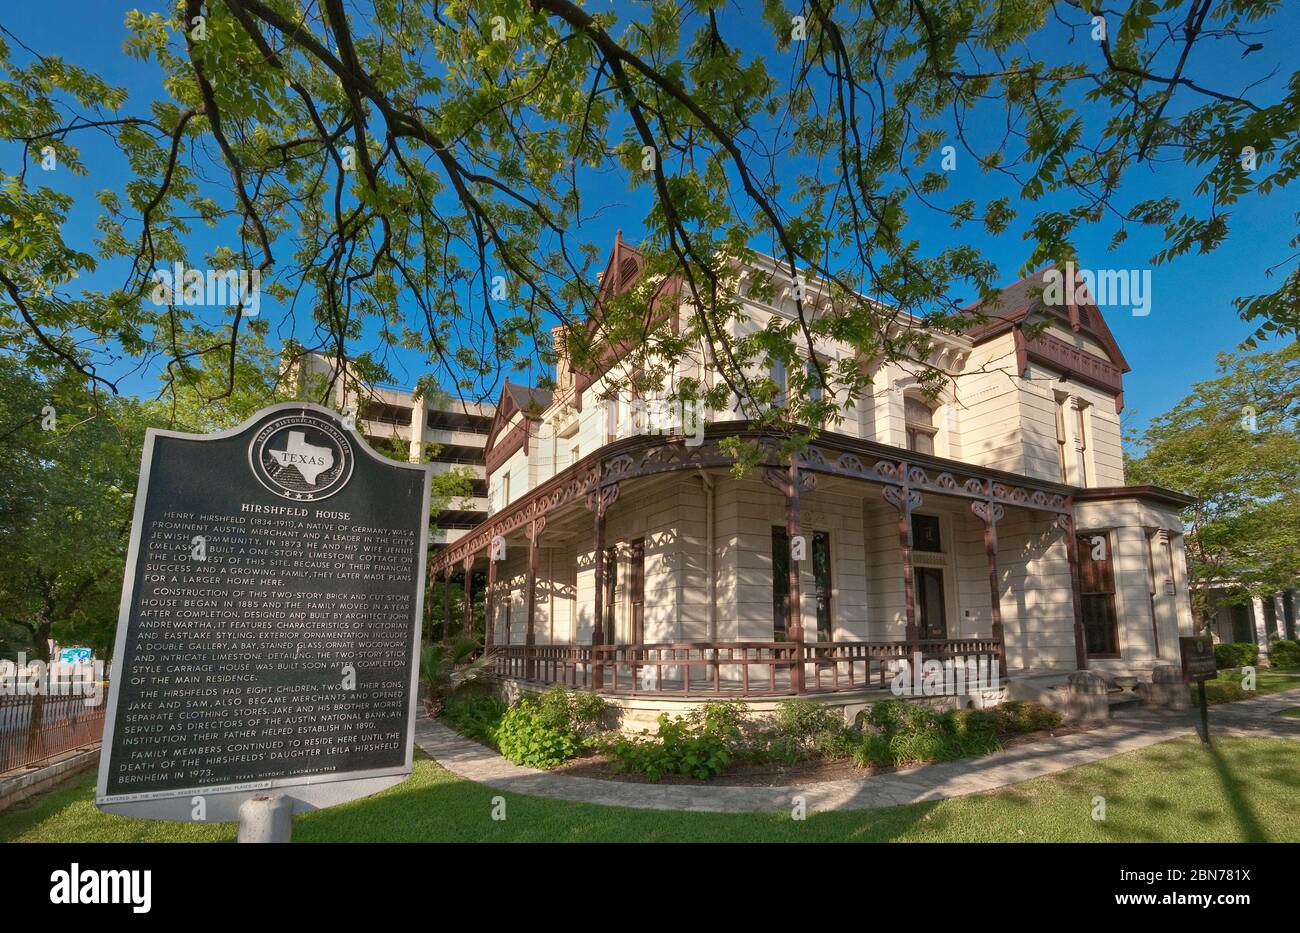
97,403 -> 431,821
1179,635 -> 1217,684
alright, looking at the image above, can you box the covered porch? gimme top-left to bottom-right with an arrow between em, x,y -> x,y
429,423 -> 1089,699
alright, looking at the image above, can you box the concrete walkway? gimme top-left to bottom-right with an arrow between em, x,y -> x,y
414,688 -> 1300,813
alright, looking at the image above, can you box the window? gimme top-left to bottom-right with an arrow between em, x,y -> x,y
812,531 -> 832,641
1054,395 -> 1070,483
570,442 -> 580,466
1075,402 -> 1090,486
904,396 -> 936,455
1078,532 -> 1119,658
805,358 -> 823,402
769,358 -> 787,407
912,514 -> 942,552
501,471 -> 510,507
605,397 -> 620,441
772,526 -> 790,640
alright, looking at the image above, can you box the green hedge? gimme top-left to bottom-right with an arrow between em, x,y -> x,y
1269,640 -> 1300,670
1214,642 -> 1259,669
850,699 -> 1061,769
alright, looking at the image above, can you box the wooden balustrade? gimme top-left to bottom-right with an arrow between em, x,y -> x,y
487,637 -> 1005,698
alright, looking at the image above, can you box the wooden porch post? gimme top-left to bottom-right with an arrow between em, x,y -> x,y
441,565 -> 452,643
972,488 -> 1008,680
1058,509 -> 1089,670
786,462 -> 806,694
462,556 -> 474,642
588,482 -> 619,690
524,516 -> 545,679
485,544 -> 497,651
764,462 -> 814,694
882,461 -> 921,672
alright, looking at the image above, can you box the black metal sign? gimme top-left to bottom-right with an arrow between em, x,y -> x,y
96,404 -> 431,821
1179,635 -> 1217,684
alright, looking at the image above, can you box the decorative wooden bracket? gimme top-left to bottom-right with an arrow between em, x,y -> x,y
523,515 -> 547,541
882,485 -> 922,512
585,483 -> 620,515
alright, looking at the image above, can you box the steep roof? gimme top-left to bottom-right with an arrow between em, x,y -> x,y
961,263 -> 1130,373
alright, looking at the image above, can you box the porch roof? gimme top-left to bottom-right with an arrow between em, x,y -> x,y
430,420 -> 1086,574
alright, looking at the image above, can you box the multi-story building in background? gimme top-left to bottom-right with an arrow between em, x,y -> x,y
285,352 -> 494,547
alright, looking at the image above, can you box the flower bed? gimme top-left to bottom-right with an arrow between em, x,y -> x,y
439,689 -> 1069,784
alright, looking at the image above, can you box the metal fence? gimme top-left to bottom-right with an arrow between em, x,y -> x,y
0,693 -> 106,773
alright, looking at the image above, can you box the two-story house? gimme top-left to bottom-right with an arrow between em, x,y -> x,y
429,234 -> 1196,706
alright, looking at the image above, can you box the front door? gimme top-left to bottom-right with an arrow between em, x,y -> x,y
915,567 -> 947,640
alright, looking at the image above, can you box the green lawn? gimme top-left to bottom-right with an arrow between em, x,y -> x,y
3,736 -> 1298,842
1200,669 -> 1300,704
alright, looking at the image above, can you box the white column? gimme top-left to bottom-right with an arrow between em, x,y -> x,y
1251,596 -> 1271,663
409,397 -> 426,463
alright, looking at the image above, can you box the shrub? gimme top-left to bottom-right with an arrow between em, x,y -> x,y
864,699 -> 942,736
812,725 -> 861,760
686,700 -> 747,743
569,691 -> 609,731
492,686 -> 604,769
601,702 -> 745,782
848,699 -> 1058,770
1215,642 -> 1259,669
773,699 -> 843,745
441,693 -> 507,746
1269,639 -> 1300,670
945,707 -> 1003,739
992,700 -> 1062,733
494,698 -> 582,768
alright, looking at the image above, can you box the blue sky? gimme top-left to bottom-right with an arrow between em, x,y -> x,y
4,1 -> 1297,439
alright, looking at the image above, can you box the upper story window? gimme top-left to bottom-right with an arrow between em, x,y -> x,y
904,396 -> 937,455
805,358 -> 823,402
769,357 -> 787,407
1075,401 -> 1090,486
1054,394 -> 1070,483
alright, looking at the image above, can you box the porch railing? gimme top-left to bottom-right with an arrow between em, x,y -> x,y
489,638 -> 1004,698
0,693 -> 106,774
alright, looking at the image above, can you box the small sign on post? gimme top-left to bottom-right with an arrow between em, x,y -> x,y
1179,635 -> 1217,745
96,404 -> 432,833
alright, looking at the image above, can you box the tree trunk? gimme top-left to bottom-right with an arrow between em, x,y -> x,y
25,621 -> 51,754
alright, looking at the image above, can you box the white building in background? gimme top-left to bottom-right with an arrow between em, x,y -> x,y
429,234 -> 1200,702
1200,585 -> 1299,662
285,351 -> 494,547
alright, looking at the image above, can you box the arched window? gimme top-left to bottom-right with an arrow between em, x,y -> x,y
904,396 -> 937,455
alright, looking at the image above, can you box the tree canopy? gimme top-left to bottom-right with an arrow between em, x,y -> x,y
1127,340 -> 1300,624
1,0 -> 1297,431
